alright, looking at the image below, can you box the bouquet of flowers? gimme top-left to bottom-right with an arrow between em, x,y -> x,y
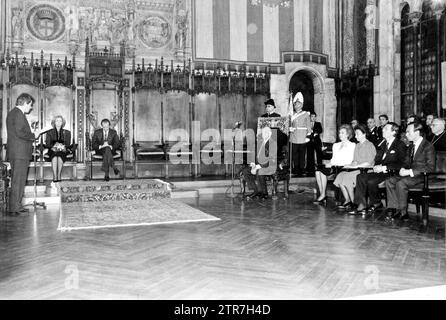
52,142 -> 66,152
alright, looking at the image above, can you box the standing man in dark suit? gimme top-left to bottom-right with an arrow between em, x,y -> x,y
92,119 -> 120,181
349,123 -> 406,214
261,99 -> 281,118
377,114 -> 389,142
6,93 -> 41,214
306,112 -> 323,175
366,118 -> 381,147
385,121 -> 436,221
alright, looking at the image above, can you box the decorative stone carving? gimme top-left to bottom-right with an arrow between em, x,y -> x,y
26,4 -> 66,41
11,7 -> 24,41
11,7 -> 24,53
138,16 -> 171,49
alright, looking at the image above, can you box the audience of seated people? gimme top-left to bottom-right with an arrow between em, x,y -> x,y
348,122 -> 407,215
384,121 -> 436,220
314,124 -> 356,205
311,115 -> 444,221
333,124 -> 376,211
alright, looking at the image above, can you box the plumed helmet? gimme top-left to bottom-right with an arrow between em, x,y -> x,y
293,92 -> 304,104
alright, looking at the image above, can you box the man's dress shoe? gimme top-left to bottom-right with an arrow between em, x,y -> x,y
104,176 -> 110,182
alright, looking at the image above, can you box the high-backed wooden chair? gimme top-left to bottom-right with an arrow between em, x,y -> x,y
85,132 -> 124,180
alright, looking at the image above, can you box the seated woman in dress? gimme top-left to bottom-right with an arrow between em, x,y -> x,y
333,124 -> 376,211
45,115 -> 72,182
314,124 -> 356,204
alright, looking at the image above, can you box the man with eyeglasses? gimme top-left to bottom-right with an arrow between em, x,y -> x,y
429,118 -> 446,152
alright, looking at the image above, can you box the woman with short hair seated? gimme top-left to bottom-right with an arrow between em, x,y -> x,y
45,115 -> 72,182
333,124 -> 376,211
314,124 -> 356,205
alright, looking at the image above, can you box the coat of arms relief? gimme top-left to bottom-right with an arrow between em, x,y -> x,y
9,0 -> 191,60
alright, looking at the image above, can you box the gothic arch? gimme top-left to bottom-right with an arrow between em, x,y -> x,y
288,66 -> 327,137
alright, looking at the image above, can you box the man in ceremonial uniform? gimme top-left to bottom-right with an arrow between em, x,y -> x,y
289,92 -> 311,177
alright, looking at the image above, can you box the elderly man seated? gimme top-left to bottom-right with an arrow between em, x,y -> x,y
241,126 -> 287,200
429,118 -> 446,152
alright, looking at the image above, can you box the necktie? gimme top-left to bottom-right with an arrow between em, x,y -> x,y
382,142 -> 389,160
104,130 -> 108,141
409,145 -> 415,167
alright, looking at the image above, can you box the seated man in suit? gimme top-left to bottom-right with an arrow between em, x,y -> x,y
92,119 -> 120,181
349,122 -> 407,215
241,126 -> 286,200
385,121 -> 436,221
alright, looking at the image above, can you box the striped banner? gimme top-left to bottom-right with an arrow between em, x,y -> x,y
194,0 -> 333,64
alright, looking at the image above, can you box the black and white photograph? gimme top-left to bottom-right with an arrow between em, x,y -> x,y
0,0 -> 445,304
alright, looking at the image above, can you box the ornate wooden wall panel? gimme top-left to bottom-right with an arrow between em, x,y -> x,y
164,91 -> 190,142
134,89 -> 162,142
219,94 -> 245,133
246,95 -> 267,133
193,94 -> 218,141
44,87 -> 74,135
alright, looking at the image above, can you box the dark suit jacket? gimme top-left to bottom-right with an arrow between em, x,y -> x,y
374,138 -> 407,171
45,128 -> 71,150
403,139 -> 436,176
92,128 -> 120,152
377,126 -> 384,142
367,126 -> 381,147
429,131 -> 446,152
308,122 -> 323,142
6,107 -> 36,161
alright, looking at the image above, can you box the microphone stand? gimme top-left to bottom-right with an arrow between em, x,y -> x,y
25,127 -> 46,212
228,122 -> 241,198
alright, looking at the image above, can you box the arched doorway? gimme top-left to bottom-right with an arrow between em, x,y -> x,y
289,71 -> 315,113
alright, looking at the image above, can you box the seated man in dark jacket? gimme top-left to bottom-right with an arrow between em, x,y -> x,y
241,126 -> 287,200
349,122 -> 407,215
92,119 -> 121,181
385,121 -> 436,221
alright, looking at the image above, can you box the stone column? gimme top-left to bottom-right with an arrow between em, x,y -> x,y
409,11 -> 422,115
374,0 -> 396,121
269,74 -> 289,116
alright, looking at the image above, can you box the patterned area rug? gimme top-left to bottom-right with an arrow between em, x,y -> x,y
57,179 -> 220,231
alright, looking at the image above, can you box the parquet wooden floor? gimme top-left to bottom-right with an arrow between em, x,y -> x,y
0,194 -> 445,300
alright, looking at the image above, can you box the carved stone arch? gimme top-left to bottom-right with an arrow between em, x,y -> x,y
286,66 -> 335,142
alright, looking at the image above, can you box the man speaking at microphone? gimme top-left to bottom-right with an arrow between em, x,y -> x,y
6,93 -> 41,215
